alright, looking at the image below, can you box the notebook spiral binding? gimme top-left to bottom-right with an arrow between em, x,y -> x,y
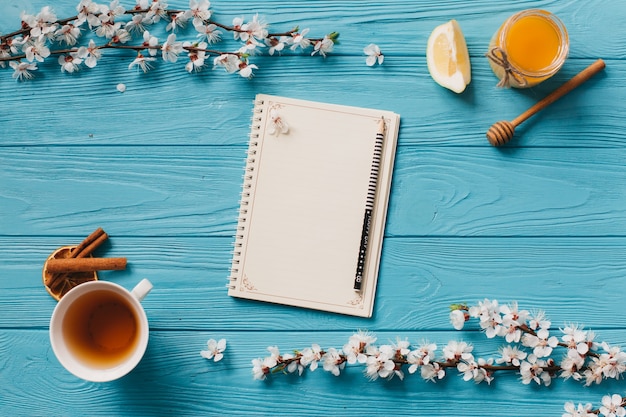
227,98 -> 266,290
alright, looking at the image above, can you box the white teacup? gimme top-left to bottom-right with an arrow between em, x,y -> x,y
49,279 -> 153,382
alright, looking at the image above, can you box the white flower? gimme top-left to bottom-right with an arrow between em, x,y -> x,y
23,39 -> 50,63
58,54 -> 83,73
560,348 -> 585,380
75,39 -> 102,68
299,344 -> 322,371
238,62 -> 258,78
112,28 -> 131,44
125,13 -> 150,33
496,345 -> 527,367
597,342 -> 626,379
9,61 -> 37,81
251,356 -> 276,380
128,53 -> 156,73
407,342 -> 437,374
321,347 -> 345,376
282,353 -> 304,376
162,34 -> 184,63
520,355 -> 552,386
142,30 -> 159,56
212,52 -> 239,73
457,358 -> 479,382
522,327 -> 559,357
195,23 -> 222,44
311,35 -> 334,57
22,6 -> 58,39
251,346 -> 280,380
599,394 -> 626,417
458,357 -> 493,384
116,83 -> 126,93
100,0 -> 126,21
528,310 -> 551,330
420,362 -> 445,382
562,402 -> 596,417
342,331 -> 375,364
583,359 -> 604,386
450,309 -> 466,330
76,0 -> 101,28
267,36 -> 288,56
364,345 -> 398,380
469,298 -> 500,320
200,338 -> 226,362
500,301 -> 530,326
95,20 -> 122,39
364,43 -> 383,66
243,14 -> 268,44
166,11 -> 190,32
391,338 -> 410,357
54,24 -> 81,45
185,41 -> 209,72
6,36 -> 27,54
562,324 -> 592,355
188,0 -> 212,27
289,28 -> 311,51
442,340 -> 473,361
470,299 -> 504,338
232,17 -> 245,40
146,0 -> 168,23
267,107 -> 289,136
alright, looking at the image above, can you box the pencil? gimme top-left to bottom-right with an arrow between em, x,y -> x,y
354,117 -> 386,291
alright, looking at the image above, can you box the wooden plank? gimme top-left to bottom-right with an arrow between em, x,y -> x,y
1,146 -> 625,237
2,0 -> 624,59
0,3 -> 623,148
0,57 -> 621,147
3,236 -> 626,330
1,328 -> 623,416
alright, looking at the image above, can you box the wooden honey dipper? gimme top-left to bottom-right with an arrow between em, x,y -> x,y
486,59 -> 606,146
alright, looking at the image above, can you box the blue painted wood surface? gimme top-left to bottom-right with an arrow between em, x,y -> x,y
2,0 -> 625,415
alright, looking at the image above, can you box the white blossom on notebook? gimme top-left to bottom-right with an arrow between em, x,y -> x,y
0,1 -> 339,80
267,105 -> 289,136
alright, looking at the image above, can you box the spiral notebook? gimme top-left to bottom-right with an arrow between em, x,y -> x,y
227,94 -> 400,317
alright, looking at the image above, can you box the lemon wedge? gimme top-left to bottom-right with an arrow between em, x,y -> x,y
426,19 -> 471,93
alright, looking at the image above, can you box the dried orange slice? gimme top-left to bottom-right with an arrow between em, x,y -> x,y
43,246 -> 98,301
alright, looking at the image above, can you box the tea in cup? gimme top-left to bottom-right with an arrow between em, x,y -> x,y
49,279 -> 153,382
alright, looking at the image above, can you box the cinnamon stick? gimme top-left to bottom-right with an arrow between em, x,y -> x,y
46,257 -> 127,273
45,227 -> 110,288
70,227 -> 108,258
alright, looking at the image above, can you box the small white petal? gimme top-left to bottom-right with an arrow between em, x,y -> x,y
116,83 -> 126,93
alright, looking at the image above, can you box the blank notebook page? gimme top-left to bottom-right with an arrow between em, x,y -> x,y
228,94 -> 400,317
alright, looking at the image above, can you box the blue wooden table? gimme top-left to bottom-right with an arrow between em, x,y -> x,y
2,1 -> 625,415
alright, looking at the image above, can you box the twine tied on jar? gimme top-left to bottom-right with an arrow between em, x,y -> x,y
486,46 -> 528,88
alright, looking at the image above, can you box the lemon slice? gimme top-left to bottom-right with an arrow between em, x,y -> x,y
426,19 -> 471,93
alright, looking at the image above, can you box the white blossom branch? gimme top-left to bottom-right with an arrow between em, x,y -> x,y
0,0 -> 340,80
250,299 -> 626,389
